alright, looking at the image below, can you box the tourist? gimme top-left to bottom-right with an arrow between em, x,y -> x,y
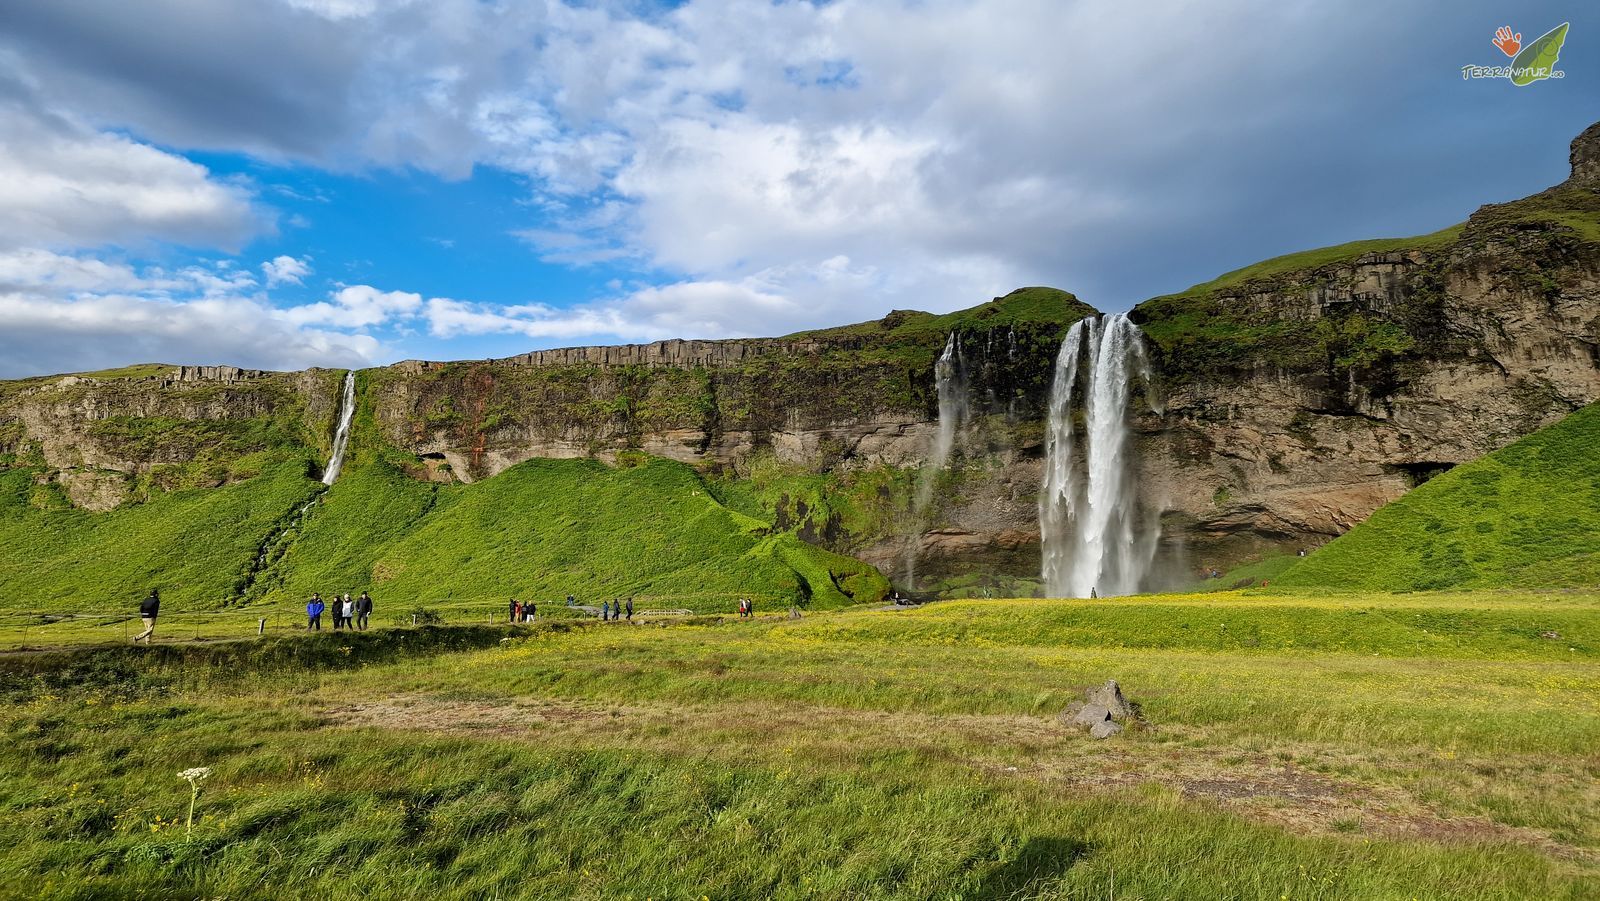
307,593 -> 325,630
602,599 -> 611,621
509,598 -> 519,623
356,592 -> 372,630
332,594 -> 344,630
525,601 -> 536,622
343,594 -> 355,629
625,597 -> 633,621
566,594 -> 575,607
133,588 -> 159,643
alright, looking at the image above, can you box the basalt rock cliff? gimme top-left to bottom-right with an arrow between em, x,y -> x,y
3,123 -> 1599,596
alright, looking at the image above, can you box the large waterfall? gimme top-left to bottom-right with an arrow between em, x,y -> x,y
1039,313 -> 1158,598
905,333 -> 968,586
321,371 -> 356,486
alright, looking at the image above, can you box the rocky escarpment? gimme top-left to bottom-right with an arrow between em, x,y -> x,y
0,369 -> 343,509
1131,122 -> 1600,571
2,125 -> 1598,593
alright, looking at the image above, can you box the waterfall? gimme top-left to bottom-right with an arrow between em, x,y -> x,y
1039,313 -> 1157,598
321,371 -> 356,486
906,333 -> 968,587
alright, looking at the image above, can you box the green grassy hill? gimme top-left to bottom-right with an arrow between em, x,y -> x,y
261,456 -> 884,611
1277,401 -> 1600,591
0,430 -> 885,615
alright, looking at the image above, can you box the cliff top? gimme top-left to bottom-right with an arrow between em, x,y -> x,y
1570,120 -> 1600,187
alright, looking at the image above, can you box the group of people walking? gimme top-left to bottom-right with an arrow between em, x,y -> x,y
737,597 -> 755,618
601,598 -> 633,621
306,592 -> 373,630
509,599 -> 537,622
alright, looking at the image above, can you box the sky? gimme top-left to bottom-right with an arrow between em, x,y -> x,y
0,0 -> 1595,377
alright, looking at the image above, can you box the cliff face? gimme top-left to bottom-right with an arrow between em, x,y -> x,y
2,126 -> 1598,594
1133,125 -> 1600,570
0,369 -> 340,510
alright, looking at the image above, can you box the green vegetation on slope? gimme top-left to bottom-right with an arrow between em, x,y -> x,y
266,456 -> 886,611
0,460 -> 324,611
1278,401 -> 1600,591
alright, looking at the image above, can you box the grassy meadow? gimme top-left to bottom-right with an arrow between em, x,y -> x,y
3,590 -> 1597,899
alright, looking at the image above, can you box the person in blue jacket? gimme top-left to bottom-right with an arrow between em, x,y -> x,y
307,593 -> 325,630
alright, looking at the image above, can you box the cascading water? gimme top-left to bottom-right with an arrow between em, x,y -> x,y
1039,313 -> 1158,598
905,333 -> 968,586
321,371 -> 356,486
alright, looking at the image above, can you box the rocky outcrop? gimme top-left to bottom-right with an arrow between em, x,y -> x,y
1127,123 -> 1600,573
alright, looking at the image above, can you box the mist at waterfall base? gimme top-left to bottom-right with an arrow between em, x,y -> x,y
904,333 -> 969,587
322,371 -> 357,486
1039,313 -> 1164,599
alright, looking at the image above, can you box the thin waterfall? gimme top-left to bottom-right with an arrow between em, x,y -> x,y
321,371 -> 356,486
906,333 -> 968,587
1039,313 -> 1157,598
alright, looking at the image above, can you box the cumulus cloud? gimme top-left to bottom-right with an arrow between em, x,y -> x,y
262,254 -> 312,286
0,249 -> 389,378
282,284 -> 422,329
0,293 -> 379,378
0,80 -> 265,252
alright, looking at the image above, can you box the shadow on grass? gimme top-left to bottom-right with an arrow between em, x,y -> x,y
974,836 -> 1090,900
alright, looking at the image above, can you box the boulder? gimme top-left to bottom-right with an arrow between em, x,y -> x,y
1089,720 -> 1123,740
1085,680 -> 1134,720
1070,704 -> 1111,728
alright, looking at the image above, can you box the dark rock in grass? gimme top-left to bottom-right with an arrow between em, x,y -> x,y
1085,680 -> 1133,720
1089,720 -> 1124,740
1071,704 -> 1112,728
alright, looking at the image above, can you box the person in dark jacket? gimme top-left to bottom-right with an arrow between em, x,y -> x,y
602,599 -> 611,621
509,598 -> 519,623
525,601 -> 536,622
307,594 -> 325,630
356,592 -> 372,630
133,589 -> 160,643
625,597 -> 633,621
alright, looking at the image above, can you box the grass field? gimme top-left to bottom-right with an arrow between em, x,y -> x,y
3,590 -> 1596,899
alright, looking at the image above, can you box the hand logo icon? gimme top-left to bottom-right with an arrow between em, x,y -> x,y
1493,26 -> 1522,58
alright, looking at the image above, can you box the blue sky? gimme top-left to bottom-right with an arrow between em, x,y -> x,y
0,0 -> 1595,376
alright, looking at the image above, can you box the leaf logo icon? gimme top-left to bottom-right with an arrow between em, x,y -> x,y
1510,22 -> 1569,86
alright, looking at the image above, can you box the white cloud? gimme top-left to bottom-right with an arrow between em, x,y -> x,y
0,249 -> 389,377
281,284 -> 421,328
262,254 -> 312,286
282,0 -> 379,22
0,292 -> 377,378
0,88 -> 265,252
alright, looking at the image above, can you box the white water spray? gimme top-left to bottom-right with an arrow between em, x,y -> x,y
1039,313 -> 1158,598
321,371 -> 356,486
906,334 -> 969,586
